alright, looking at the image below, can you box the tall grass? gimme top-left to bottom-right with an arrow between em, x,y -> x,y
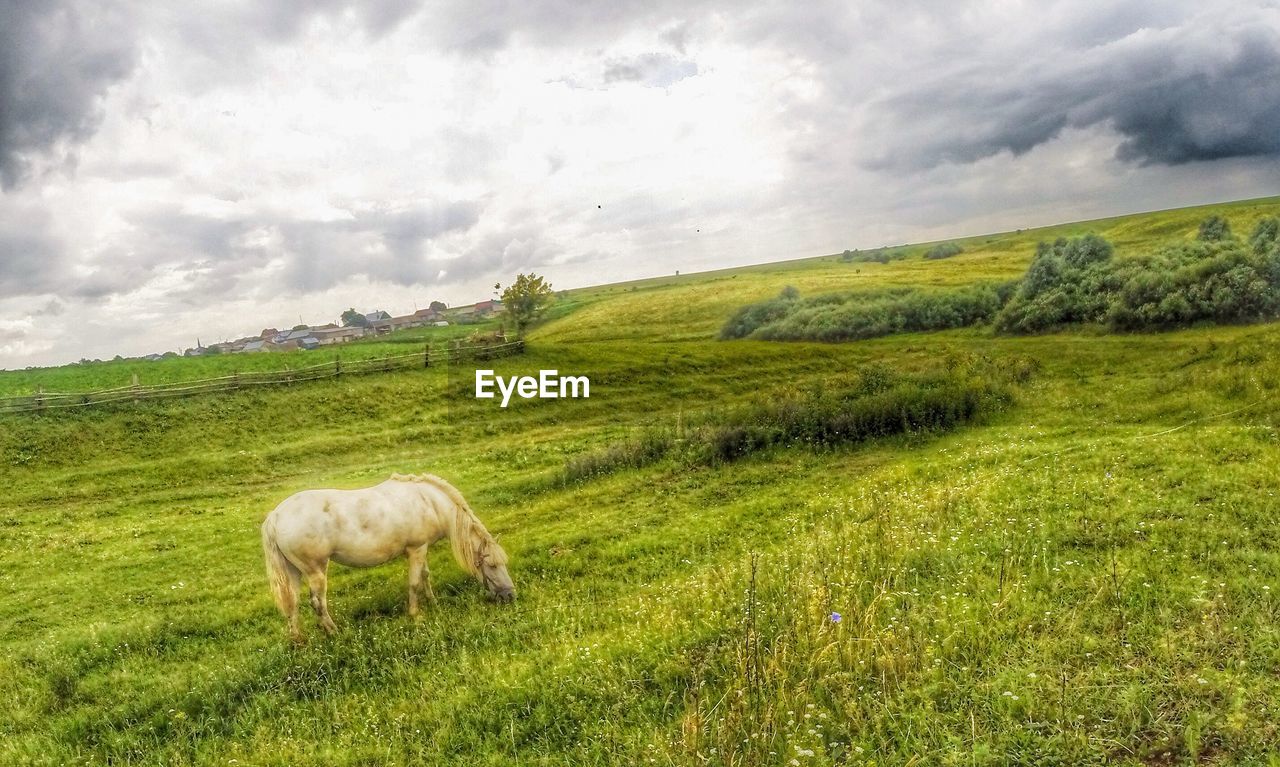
839,248 -> 907,264
563,357 -> 1029,483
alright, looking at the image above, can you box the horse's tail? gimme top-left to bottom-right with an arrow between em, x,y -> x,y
261,518 -> 299,616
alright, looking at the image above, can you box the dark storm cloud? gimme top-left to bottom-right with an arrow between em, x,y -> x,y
0,1 -> 139,190
870,8 -> 1280,169
0,0 -> 425,190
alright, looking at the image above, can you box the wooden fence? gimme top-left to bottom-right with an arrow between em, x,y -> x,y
0,340 -> 524,414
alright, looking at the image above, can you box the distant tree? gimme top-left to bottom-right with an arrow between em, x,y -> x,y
341,308 -> 368,327
292,323 -> 308,331
429,300 -> 447,312
500,273 -> 555,334
1198,215 -> 1232,242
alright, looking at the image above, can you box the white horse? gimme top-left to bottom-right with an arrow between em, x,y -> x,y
261,473 -> 514,641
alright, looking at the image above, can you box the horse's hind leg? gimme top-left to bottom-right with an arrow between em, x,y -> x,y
305,565 -> 338,635
406,545 -> 432,617
283,572 -> 302,643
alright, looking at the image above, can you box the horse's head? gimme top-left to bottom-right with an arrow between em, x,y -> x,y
475,537 -> 515,603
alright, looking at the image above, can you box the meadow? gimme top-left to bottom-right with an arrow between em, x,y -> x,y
0,319 -> 501,398
3,196 -> 1280,765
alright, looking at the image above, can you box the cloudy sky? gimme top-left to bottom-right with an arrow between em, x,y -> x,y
2,0 -> 1279,366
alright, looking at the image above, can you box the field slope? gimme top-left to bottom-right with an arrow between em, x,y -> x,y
3,196 -> 1280,765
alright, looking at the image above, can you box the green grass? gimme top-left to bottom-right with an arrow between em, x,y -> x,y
0,318 -> 500,397
3,196 -> 1280,764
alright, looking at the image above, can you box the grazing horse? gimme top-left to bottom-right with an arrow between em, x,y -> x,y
261,473 -> 514,641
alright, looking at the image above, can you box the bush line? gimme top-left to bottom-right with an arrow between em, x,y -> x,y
563,358 -> 1030,483
722,216 -> 1280,341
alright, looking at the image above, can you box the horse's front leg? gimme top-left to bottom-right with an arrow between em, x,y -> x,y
406,546 -> 428,617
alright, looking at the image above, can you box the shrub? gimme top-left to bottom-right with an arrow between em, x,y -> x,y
1251,217 -> 1279,255
996,233 -> 1280,334
720,283 -> 1014,342
1198,215 -> 1233,242
923,242 -> 963,260
563,430 -> 673,482
719,287 -> 801,340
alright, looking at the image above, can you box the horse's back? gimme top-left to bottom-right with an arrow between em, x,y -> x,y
265,482 -> 443,568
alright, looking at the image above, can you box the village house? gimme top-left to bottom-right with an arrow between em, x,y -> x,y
473,299 -> 503,317
367,311 -> 431,335
206,299 -> 488,357
311,325 -> 366,345
271,328 -> 321,350
207,341 -> 241,354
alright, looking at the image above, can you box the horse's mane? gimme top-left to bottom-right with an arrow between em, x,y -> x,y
390,473 -> 507,574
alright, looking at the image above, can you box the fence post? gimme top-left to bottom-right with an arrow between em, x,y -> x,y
335,356 -> 341,377
35,386 -> 44,412
232,371 -> 240,390
132,373 -> 141,401
424,344 -> 430,368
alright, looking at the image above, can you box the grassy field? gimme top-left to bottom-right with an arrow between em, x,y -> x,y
0,319 -> 501,398
3,196 -> 1280,765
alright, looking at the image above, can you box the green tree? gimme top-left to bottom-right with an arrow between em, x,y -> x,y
429,300 -> 447,312
500,273 -> 555,334
341,308 -> 368,327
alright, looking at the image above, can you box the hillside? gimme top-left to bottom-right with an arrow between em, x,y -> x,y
3,196 -> 1280,765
